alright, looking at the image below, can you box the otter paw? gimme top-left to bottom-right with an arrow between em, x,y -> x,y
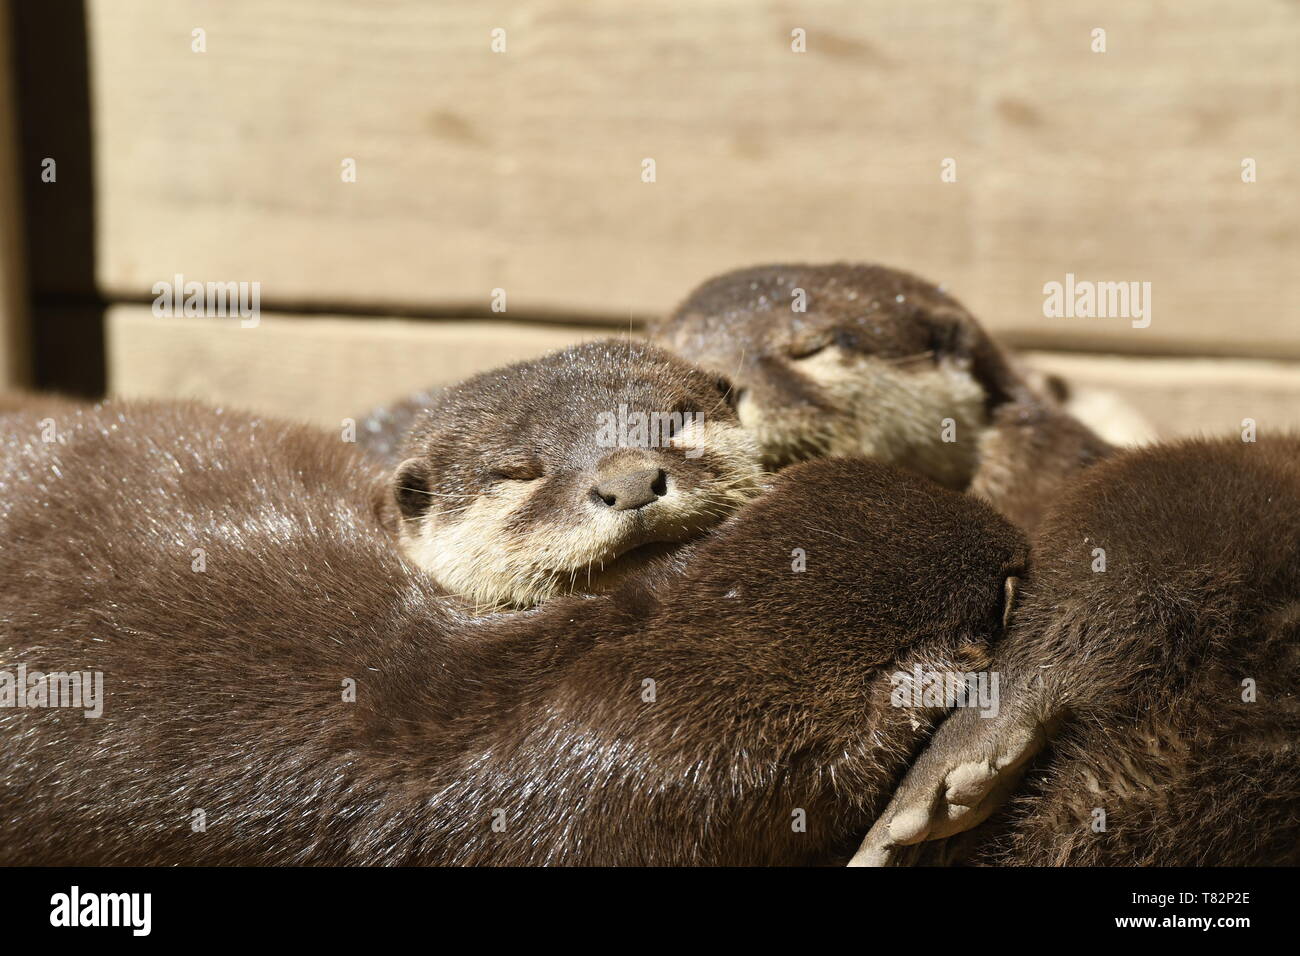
848,708 -> 1049,867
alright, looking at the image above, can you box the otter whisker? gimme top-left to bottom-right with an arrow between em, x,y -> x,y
400,488 -> 470,499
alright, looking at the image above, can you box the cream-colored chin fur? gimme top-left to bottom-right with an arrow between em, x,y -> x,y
399,423 -> 766,611
739,350 -> 988,488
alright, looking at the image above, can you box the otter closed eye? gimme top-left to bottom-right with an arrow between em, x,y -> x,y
489,463 -> 544,483
788,340 -> 833,360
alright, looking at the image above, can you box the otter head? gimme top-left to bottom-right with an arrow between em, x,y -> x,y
390,339 -> 767,609
649,263 -> 1027,487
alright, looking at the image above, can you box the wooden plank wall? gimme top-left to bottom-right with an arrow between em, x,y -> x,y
106,307 -> 607,426
107,307 -> 1300,442
15,1 -> 1300,431
85,1 -> 1299,345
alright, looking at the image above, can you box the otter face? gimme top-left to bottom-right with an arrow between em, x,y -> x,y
650,263 -> 1024,487
391,339 -> 767,609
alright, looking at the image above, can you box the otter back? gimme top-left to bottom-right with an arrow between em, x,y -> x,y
0,400 -> 1022,865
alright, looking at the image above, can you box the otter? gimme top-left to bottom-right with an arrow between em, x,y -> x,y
355,386 -> 440,464
386,339 -> 768,610
852,435 -> 1300,866
0,399 -> 1026,865
649,263 -> 1115,532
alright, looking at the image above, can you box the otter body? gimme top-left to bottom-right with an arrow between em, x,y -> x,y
0,400 -> 1023,865
652,263 -> 1115,532
356,386 -> 440,464
856,436 -> 1300,866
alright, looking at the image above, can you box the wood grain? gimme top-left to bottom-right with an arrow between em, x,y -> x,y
107,306 -> 1300,442
84,0 -> 1300,357
1021,351 -> 1300,443
106,306 -> 612,425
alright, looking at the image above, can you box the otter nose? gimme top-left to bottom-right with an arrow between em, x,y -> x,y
593,467 -> 667,511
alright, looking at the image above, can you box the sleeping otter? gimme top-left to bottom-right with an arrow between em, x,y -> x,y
356,386 -> 440,464
650,263 -> 1115,532
852,435 -> 1300,866
0,399 -> 1025,865
386,339 -> 767,610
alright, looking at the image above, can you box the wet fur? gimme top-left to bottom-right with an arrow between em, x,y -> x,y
0,400 -> 1024,865
391,339 -> 767,609
355,387 -> 440,464
652,263 -> 1115,531
928,437 -> 1300,865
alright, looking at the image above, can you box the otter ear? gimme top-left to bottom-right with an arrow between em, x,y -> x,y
1001,575 -> 1020,631
925,308 -> 1028,408
392,457 -> 433,521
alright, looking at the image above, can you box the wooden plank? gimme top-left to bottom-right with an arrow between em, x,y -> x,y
106,306 -> 608,425
83,0 -> 1300,357
108,305 -> 1300,444
0,0 -> 30,387
1020,351 -> 1300,443
974,1 -> 1300,358
84,1 -> 996,317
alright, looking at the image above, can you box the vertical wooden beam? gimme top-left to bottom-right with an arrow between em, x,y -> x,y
0,0 -> 30,388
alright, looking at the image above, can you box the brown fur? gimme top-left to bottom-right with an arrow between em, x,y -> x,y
0,399 -> 1024,865
355,387 -> 440,464
388,339 -> 766,609
983,436 -> 1300,865
966,398 -> 1113,533
865,436 -> 1300,866
651,263 -> 1114,531
653,262 -> 1022,419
